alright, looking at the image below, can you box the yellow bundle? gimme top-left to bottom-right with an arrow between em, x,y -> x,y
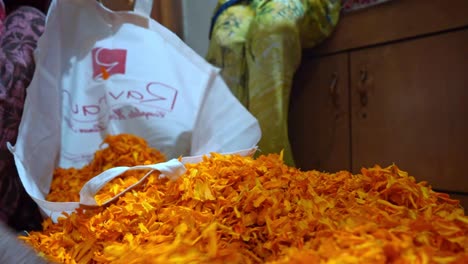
207,0 -> 341,166
21,135 -> 468,263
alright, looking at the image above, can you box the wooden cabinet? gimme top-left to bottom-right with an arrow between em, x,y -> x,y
289,54 -> 350,173
289,0 -> 468,207
312,0 -> 468,56
350,30 -> 468,192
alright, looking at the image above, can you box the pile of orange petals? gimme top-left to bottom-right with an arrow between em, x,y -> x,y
23,146 -> 468,263
46,134 -> 166,203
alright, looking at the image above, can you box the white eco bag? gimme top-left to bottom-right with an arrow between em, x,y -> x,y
8,0 -> 261,221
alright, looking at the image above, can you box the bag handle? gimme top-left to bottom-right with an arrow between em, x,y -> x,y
79,158 -> 186,206
78,147 -> 257,207
134,0 -> 154,17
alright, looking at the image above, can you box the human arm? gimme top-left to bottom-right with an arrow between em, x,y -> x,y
0,221 -> 48,264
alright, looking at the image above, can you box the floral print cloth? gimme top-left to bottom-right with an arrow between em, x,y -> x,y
0,0 -> 45,231
207,0 -> 341,166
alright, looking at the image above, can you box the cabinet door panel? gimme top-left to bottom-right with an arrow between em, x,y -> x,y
289,54 -> 350,172
313,0 -> 468,55
351,30 -> 468,192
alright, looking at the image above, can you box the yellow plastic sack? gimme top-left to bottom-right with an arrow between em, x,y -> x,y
207,0 -> 341,166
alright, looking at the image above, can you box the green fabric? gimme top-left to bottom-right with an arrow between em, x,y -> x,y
207,0 -> 341,166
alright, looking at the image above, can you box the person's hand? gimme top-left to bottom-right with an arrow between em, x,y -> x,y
0,222 -> 49,264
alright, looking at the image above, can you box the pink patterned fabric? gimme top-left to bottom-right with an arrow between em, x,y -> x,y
0,1 -> 5,35
0,1 -> 45,231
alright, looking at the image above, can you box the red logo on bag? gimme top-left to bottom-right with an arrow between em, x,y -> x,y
92,48 -> 127,79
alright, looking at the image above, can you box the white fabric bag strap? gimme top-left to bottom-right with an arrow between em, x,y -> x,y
134,0 -> 154,17
78,147 -> 257,207
79,159 -> 186,206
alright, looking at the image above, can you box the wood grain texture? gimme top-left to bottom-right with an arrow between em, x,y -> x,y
350,29 -> 468,192
151,0 -> 183,38
99,0 -> 134,11
310,0 -> 468,55
100,0 -> 183,37
289,53 -> 351,173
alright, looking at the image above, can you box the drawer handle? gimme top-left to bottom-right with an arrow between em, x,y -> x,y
330,72 -> 339,108
358,69 -> 368,107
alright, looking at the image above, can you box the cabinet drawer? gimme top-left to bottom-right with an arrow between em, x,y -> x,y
350,29 -> 468,193
312,0 -> 468,55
